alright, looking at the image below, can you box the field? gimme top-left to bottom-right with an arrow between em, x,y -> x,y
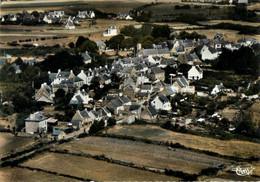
106,125 -> 260,159
0,19 -> 137,48
22,152 -> 180,181
198,20 -> 260,27
54,136 -> 232,174
0,133 -> 36,158
0,167 -> 76,182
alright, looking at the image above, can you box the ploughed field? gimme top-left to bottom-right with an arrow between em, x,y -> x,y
21,152 -> 180,181
54,136 -> 232,174
105,125 -> 260,159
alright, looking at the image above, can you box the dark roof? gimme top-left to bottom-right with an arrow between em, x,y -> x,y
151,67 -> 164,74
195,65 -> 202,73
141,84 -> 152,90
158,95 -> 169,103
80,110 -> 89,118
208,46 -> 217,54
148,105 -> 157,116
119,96 -> 131,104
111,98 -> 123,107
52,128 -> 63,136
25,112 -> 47,122
0,58 -> 7,66
129,104 -> 141,111
81,51 -> 91,61
176,76 -> 189,88
57,71 -> 71,78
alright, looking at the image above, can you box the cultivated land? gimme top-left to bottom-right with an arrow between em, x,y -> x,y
22,152 -> 180,181
0,167 -> 76,182
106,125 -> 260,159
54,136 -> 232,174
0,133 -> 36,158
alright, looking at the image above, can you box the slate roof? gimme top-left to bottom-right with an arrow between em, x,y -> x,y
57,71 -> 71,78
79,110 -> 89,118
148,105 -> 157,116
195,65 -> 202,73
158,95 -> 169,103
81,51 -> 91,61
95,41 -> 106,47
25,112 -> 47,122
52,128 -> 63,136
129,104 -> 141,111
151,67 -> 164,74
111,98 -> 123,107
141,84 -> 152,90
176,76 -> 189,88
119,96 -> 131,104
139,48 -> 169,56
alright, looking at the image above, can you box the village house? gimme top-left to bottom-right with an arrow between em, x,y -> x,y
103,26 -> 117,37
198,45 -> 219,61
150,67 -> 165,81
25,112 -> 48,134
172,76 -> 195,94
137,48 -> 170,58
78,11 -> 95,18
151,95 -> 171,111
141,105 -> 158,120
71,109 -> 92,126
49,69 -> 75,85
49,11 -> 65,18
140,84 -> 153,94
70,89 -> 92,105
81,51 -> 92,64
95,41 -> 106,54
65,19 -> 75,29
106,98 -> 124,114
98,107 -> 112,118
35,82 -> 54,103
188,65 -> 203,80
211,83 -> 225,95
52,128 -> 66,140
178,54 -> 201,65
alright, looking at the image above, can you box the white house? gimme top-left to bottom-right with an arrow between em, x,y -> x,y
43,15 -> 53,24
103,26 -> 117,37
211,83 -> 225,95
200,45 -> 219,61
70,89 -> 92,105
25,112 -> 48,134
151,95 -> 171,111
188,65 -> 203,80
77,69 -> 94,85
65,20 -> 75,29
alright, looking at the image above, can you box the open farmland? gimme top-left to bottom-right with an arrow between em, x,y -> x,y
0,133 -> 36,158
54,136 -> 232,174
106,125 -> 260,159
0,167 -> 76,182
22,152 -> 180,181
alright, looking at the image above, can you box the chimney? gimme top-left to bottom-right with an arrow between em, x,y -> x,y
48,71 -> 51,74
137,43 -> 142,51
81,70 -> 84,73
70,70 -> 73,74
58,69 -> 61,73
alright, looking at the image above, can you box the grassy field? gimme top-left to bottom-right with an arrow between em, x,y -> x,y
22,152 -> 180,181
198,20 -> 260,27
54,136 -> 232,174
106,125 -> 260,159
0,133 -> 36,158
247,100 -> 260,129
0,167 -> 76,182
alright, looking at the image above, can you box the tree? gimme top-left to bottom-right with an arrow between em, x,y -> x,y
107,118 -> 116,126
89,120 -> 105,134
106,34 -> 125,50
68,42 -> 75,49
152,25 -> 171,39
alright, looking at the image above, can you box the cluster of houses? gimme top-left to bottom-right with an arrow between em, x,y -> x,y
14,36 -> 258,137
1,10 -> 95,30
